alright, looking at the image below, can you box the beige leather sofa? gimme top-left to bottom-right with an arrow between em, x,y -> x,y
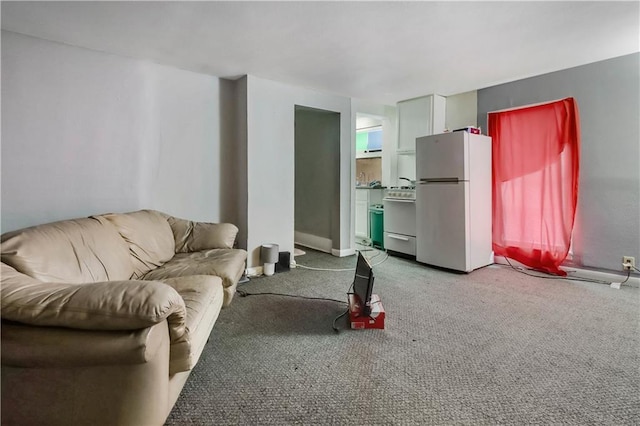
1,209 -> 247,425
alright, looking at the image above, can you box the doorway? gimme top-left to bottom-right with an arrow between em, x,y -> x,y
294,106 -> 341,253
354,113 -> 387,247
355,114 -> 384,187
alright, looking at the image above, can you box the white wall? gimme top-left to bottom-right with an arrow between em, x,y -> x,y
139,65 -> 222,222
1,34 -> 361,269
245,75 -> 352,267
1,31 -> 226,232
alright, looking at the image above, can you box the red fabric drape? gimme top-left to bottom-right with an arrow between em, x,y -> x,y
489,98 -> 580,276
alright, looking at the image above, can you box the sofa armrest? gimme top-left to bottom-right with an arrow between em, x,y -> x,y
1,320 -> 168,368
163,214 -> 239,252
1,263 -> 186,341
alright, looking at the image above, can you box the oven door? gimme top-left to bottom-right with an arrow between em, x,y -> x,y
382,198 -> 416,237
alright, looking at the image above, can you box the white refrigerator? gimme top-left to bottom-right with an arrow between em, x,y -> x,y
415,131 -> 493,272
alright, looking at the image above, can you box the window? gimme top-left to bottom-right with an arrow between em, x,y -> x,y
489,98 -> 580,276
356,127 -> 383,153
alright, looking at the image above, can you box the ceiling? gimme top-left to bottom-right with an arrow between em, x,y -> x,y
2,1 -> 638,105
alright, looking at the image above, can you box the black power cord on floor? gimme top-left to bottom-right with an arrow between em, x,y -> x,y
237,250 -> 379,332
332,308 -> 350,333
501,257 -> 633,286
619,269 -> 632,285
236,289 -> 346,304
236,289 -> 352,333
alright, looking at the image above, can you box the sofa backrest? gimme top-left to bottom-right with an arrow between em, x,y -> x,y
99,210 -> 175,279
1,217 -> 133,283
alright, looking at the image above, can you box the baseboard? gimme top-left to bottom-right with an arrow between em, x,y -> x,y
294,231 -> 332,254
494,256 -> 639,288
331,248 -> 356,257
294,231 -> 357,258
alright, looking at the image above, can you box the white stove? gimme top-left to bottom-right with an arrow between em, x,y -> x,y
383,186 -> 417,257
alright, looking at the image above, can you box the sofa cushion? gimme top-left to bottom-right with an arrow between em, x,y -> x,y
162,214 -> 239,252
101,210 -> 175,279
161,275 -> 224,375
1,217 -> 133,283
142,249 -> 246,292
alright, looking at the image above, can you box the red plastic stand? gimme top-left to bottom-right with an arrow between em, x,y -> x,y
348,294 -> 385,329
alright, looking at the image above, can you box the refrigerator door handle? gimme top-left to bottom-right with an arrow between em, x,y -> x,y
419,178 -> 460,184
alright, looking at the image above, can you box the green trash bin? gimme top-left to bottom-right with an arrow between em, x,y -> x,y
369,204 -> 384,250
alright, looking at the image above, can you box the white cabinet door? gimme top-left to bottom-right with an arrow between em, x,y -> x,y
397,97 -> 432,153
355,198 -> 369,238
396,94 -> 446,154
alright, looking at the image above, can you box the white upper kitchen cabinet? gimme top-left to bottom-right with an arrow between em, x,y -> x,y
397,95 -> 446,153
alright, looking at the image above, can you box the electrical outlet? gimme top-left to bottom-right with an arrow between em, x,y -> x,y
622,256 -> 635,270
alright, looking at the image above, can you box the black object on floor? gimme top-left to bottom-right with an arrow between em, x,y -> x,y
276,251 -> 291,273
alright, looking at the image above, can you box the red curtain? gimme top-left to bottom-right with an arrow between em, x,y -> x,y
488,98 -> 580,276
